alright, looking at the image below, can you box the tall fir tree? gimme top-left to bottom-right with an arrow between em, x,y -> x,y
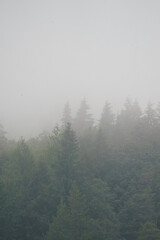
62,102 -> 72,126
51,123 -> 78,199
73,99 -> 93,137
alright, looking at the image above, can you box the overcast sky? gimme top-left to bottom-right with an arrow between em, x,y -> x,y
1,0 -> 160,139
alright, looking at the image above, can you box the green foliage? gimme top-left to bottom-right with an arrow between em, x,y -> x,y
119,191 -> 156,240
0,178 -> 5,240
50,123 -> 78,198
46,200 -> 70,240
46,184 -> 94,240
137,222 -> 160,240
1,100 -> 160,240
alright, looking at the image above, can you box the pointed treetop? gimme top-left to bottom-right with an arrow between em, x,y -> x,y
99,101 -> 114,127
74,99 -> 93,136
62,102 -> 72,125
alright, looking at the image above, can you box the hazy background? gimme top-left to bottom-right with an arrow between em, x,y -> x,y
1,0 -> 160,139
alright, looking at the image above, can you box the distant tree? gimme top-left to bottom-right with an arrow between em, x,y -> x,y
91,118 -> 114,178
143,102 -> 157,127
99,101 -> 114,130
45,184 -> 94,240
27,131 -> 50,161
0,178 -> 5,240
137,222 -> 160,240
96,101 -> 114,153
3,138 -> 34,190
115,99 -> 142,149
117,99 -> 142,129
73,99 -> 93,137
0,123 -> 7,147
0,124 -> 7,172
62,102 -> 72,126
50,123 -> 78,199
2,139 -> 35,240
156,102 -> 160,124
81,178 -> 120,240
45,199 -> 70,240
119,191 -> 156,240
67,183 -> 91,240
139,103 -> 160,151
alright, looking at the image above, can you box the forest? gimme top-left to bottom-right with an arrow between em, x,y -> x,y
1,98 -> 160,240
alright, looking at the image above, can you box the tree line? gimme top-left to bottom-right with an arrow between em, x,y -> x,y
1,98 -> 160,240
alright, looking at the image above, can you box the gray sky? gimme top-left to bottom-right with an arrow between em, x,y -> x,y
1,0 -> 160,139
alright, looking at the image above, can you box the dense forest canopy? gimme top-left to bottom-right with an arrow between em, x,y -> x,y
1,99 -> 160,240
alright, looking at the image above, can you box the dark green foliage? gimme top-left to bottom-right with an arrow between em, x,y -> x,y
0,123 -> 7,151
1,100 -> 160,240
45,184 -> 94,240
137,222 -> 160,240
0,178 -> 5,240
49,123 -> 78,199
119,191 -> 156,240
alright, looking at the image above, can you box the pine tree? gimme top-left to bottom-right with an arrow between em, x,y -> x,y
62,102 -> 72,126
97,101 -> 114,149
137,222 -> 160,240
144,102 -> 157,127
68,183 -> 89,240
73,99 -> 93,137
0,123 -> 7,150
52,123 -> 78,199
0,178 -> 5,240
45,199 -> 71,240
2,139 -> 35,240
119,191 -> 156,240
45,184 -> 94,240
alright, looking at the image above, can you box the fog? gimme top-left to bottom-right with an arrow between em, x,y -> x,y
1,0 -> 160,139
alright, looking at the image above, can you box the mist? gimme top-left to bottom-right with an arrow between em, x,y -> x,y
1,0 -> 160,139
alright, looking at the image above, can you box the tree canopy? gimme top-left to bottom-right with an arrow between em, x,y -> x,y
1,100 -> 160,240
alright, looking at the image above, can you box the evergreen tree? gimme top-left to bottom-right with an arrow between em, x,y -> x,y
0,123 -> 7,172
0,178 -> 5,240
156,102 -> 160,125
2,139 -> 35,240
45,184 -> 94,240
45,199 -> 71,240
73,99 -> 93,137
144,102 -> 157,127
68,184 -> 91,240
99,101 -> 114,130
137,222 -> 160,240
117,99 -> 142,130
119,191 -> 156,240
115,98 -> 142,150
62,102 -> 72,126
51,123 -> 78,199
0,123 -> 7,150
94,101 -> 114,176
81,178 -> 120,240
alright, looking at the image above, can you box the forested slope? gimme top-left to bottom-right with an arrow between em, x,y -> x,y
1,99 -> 160,240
